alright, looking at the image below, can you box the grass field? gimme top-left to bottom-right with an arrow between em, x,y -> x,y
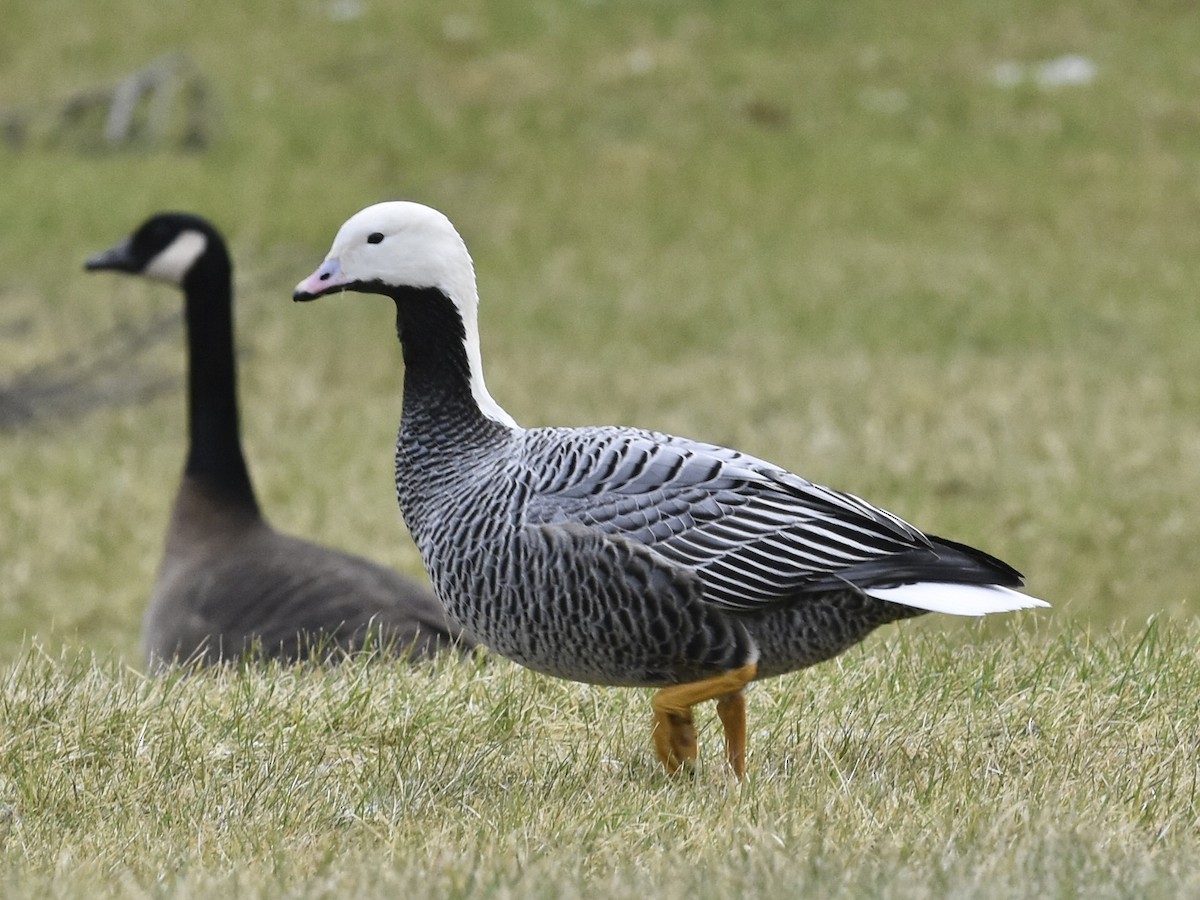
2,621 -> 1198,898
2,0 -> 1199,895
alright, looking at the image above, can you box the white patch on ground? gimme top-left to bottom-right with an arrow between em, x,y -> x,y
327,0 -> 364,22
991,55 -> 1098,89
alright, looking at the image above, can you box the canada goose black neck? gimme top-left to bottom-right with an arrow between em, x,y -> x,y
177,232 -> 257,510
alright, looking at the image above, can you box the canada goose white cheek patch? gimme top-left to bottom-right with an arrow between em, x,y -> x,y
145,230 -> 208,284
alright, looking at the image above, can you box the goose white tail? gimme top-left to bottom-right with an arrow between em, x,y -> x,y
864,582 -> 1050,616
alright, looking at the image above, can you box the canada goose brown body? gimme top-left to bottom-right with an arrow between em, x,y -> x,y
87,212 -> 473,668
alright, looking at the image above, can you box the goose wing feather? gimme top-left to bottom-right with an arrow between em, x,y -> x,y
519,427 -> 1004,613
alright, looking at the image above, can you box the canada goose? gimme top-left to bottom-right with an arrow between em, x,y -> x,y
87,212 -> 474,668
293,201 -> 1048,778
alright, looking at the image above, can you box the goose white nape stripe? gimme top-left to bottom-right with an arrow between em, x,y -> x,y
145,230 -> 208,285
864,582 -> 1051,616
299,201 -> 518,429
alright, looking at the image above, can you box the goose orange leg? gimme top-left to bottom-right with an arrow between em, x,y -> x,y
716,690 -> 749,778
651,662 -> 758,778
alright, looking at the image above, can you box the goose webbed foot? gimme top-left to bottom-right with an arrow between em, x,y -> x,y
650,662 -> 758,779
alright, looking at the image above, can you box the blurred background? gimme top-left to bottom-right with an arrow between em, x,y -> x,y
2,0 -> 1198,663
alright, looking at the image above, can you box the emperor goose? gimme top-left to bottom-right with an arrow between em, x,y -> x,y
86,212 -> 473,669
294,201 -> 1047,777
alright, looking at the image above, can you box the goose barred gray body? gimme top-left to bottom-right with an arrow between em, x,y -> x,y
87,212 -> 473,669
295,201 -> 1048,776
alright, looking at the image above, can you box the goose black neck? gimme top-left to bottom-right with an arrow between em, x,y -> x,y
180,249 -> 259,510
392,287 -> 508,448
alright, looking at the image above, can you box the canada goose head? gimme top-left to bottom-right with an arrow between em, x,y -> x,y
294,201 -> 516,428
86,212 -> 223,287
86,211 -> 254,502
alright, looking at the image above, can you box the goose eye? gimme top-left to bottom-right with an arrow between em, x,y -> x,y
367,232 -> 384,245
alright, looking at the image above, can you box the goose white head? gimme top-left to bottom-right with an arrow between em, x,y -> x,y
295,201 -> 517,428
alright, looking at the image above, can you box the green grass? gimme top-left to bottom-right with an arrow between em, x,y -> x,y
3,0 -> 1200,894
2,620 -> 1198,898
